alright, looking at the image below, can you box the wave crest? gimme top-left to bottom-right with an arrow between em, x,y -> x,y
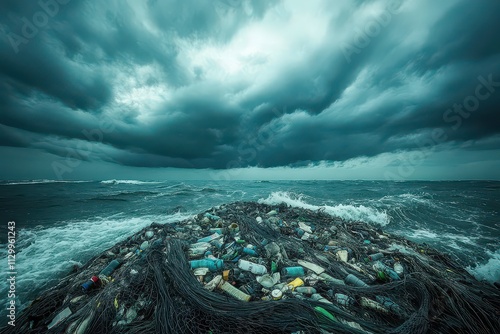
467,249 -> 500,284
100,179 -> 160,185
258,191 -> 390,226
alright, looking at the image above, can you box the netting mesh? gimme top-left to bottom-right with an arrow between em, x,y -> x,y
2,202 -> 499,334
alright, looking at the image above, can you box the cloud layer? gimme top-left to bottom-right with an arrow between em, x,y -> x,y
1,0 -> 499,173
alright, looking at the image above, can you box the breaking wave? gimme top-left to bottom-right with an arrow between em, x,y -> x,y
100,179 -> 161,185
467,249 -> 500,284
259,191 -> 390,226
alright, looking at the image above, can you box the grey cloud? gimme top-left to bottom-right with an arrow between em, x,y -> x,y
0,0 -> 499,173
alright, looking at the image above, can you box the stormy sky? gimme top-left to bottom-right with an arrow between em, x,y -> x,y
1,0 -> 499,180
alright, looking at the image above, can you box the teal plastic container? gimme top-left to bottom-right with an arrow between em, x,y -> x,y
189,259 -> 224,272
99,260 -> 121,277
282,266 -> 305,277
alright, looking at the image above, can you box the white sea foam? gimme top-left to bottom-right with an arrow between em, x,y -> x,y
258,191 -> 390,226
0,212 -> 191,309
406,229 -> 439,239
467,249 -> 500,284
100,179 -> 161,185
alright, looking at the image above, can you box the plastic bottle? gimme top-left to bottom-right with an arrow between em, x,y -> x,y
282,266 -> 305,277
47,307 -> 72,329
298,222 -> 313,233
318,272 -> 345,285
204,213 -> 220,221
218,281 -> 251,302
99,260 -> 121,277
238,259 -> 267,275
314,306 -> 337,322
190,259 -> 224,272
209,227 -> 224,234
140,241 -> 149,251
81,275 -> 100,292
344,274 -> 369,287
197,233 -> 222,243
335,293 -> 354,306
393,262 -> 404,275
286,277 -> 304,291
295,228 -> 305,237
373,261 -> 400,280
242,247 -> 258,256
360,297 -> 388,313
311,293 -> 333,304
376,295 -> 404,315
256,274 -> 276,288
295,287 -> 316,294
368,253 -> 384,261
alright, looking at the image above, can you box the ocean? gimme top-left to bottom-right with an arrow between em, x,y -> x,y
1,180 -> 499,313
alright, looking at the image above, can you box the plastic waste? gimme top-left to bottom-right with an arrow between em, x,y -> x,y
47,307 -> 72,329
204,213 -> 220,221
209,227 -> 224,234
204,275 -> 222,291
140,241 -> 149,251
256,274 -> 279,288
297,260 -> 325,274
314,306 -> 337,322
373,261 -> 401,280
336,250 -> 348,262
264,242 -> 280,258
242,247 -> 258,256
298,222 -> 313,233
82,275 -> 100,292
219,281 -> 251,301
197,233 -> 222,243
344,274 -> 369,287
376,295 -> 404,315
295,287 -> 316,294
301,232 -> 312,241
190,259 -> 224,272
295,228 -> 305,237
282,266 -> 305,277
74,312 -> 93,334
394,262 -> 404,275
311,293 -> 333,304
271,289 -> 283,300
318,272 -> 346,285
368,252 -> 384,261
189,242 -> 211,258
100,259 -> 121,277
360,297 -> 388,313
238,259 -> 267,275
335,293 -> 354,306
286,277 -> 304,291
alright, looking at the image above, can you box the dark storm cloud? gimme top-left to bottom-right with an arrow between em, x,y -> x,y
0,0 -> 499,171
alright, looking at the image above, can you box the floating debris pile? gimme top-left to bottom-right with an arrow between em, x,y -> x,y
4,202 -> 500,334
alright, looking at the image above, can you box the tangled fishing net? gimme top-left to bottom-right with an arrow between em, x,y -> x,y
2,202 -> 499,333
